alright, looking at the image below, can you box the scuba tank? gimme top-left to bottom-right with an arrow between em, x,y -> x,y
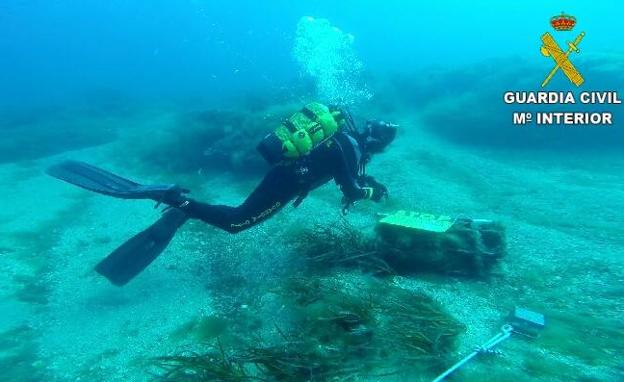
257,102 -> 349,165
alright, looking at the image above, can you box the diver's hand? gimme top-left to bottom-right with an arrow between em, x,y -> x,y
341,196 -> 355,215
368,182 -> 388,202
360,176 -> 388,202
155,185 -> 191,209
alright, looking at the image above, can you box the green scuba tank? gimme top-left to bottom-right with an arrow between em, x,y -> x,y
257,102 -> 344,165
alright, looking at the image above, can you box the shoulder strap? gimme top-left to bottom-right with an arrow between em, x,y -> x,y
333,132 -> 364,176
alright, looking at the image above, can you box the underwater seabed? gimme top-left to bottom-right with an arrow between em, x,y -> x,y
0,89 -> 623,381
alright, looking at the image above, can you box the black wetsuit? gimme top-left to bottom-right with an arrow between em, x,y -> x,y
181,132 -> 368,233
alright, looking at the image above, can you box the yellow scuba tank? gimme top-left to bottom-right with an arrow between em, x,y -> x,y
257,102 -> 344,165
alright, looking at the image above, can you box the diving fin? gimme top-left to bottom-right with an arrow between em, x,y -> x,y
95,208 -> 189,286
46,160 -> 187,201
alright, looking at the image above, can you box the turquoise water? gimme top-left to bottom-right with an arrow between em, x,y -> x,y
1,1 -> 623,381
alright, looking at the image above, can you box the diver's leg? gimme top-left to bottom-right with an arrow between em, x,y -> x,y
180,166 -> 300,233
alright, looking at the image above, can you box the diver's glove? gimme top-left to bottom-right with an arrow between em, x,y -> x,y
341,176 -> 388,214
360,176 -> 388,202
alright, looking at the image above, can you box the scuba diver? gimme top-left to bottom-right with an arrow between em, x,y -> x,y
47,103 -> 397,286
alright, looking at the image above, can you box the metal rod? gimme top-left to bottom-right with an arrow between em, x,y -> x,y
431,350 -> 479,382
431,325 -> 513,382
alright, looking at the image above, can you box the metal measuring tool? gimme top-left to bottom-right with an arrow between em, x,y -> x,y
432,307 -> 545,382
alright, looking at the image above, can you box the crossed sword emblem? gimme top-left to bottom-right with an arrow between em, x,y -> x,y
540,31 -> 585,87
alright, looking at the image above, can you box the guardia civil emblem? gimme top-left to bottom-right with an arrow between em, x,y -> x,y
540,12 -> 585,87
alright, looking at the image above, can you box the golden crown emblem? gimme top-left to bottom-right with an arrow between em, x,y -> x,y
550,12 -> 576,31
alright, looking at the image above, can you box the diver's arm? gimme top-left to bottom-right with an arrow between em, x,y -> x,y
336,170 -> 370,201
332,141 -> 371,202
333,148 -> 389,207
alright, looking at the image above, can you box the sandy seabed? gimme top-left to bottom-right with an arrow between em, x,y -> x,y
0,100 -> 622,382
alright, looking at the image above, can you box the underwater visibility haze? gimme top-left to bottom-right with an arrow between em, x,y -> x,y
1,1 -> 623,381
